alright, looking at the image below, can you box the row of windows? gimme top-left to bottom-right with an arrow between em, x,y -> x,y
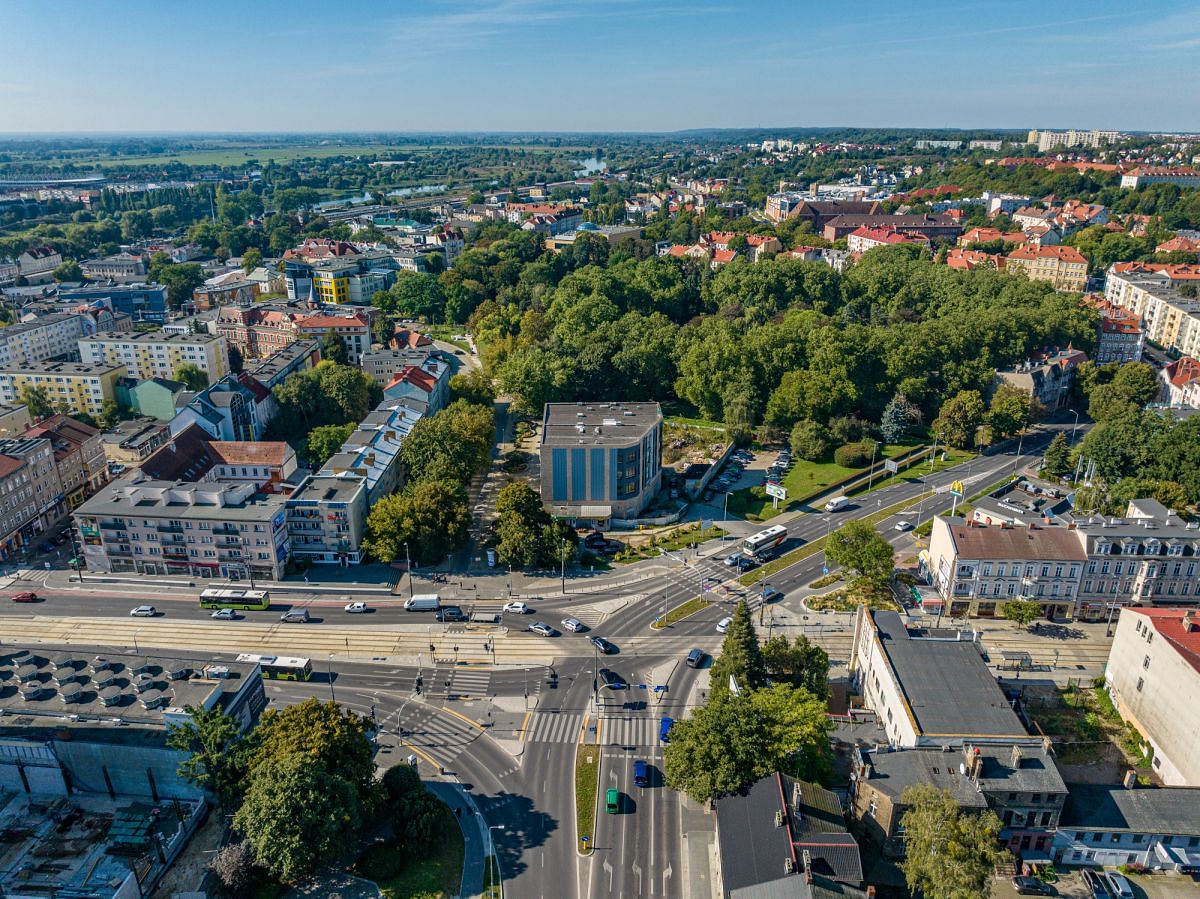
968,563 -> 1081,579
133,546 -> 272,560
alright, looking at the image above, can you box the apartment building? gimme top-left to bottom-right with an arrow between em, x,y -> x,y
1026,129 -> 1119,152
1074,499 -> 1200,619
311,259 -> 393,305
822,213 -> 962,242
540,401 -> 663,526
1083,295 -> 1145,363
0,453 -> 36,559
16,246 -> 62,280
294,313 -> 371,364
847,226 -> 930,253
360,348 -> 446,385
851,742 -> 1066,860
80,252 -> 146,282
1160,357 -> 1200,408
1104,271 -> 1200,359
99,417 -> 173,465
848,607 -> 1033,748
20,414 -> 107,507
285,473 -> 369,566
1005,244 -> 1088,292
0,361 -> 125,418
0,313 -> 87,367
0,404 -> 31,437
321,398 -> 425,506
0,435 -> 63,538
382,361 -> 450,415
74,477 -> 290,581
79,332 -> 229,383
994,347 -> 1088,412
1120,166 -> 1200,189
1104,607 -> 1200,786
1054,783 -> 1200,870
927,516 -> 1087,620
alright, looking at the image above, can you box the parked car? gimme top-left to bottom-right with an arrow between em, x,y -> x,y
716,616 -> 732,634
503,601 -> 529,614
1080,869 -> 1109,898
528,621 -> 556,637
436,606 -> 467,622
10,592 -> 37,603
130,605 -> 156,617
723,552 -> 745,568
560,617 -> 586,633
760,586 -> 783,604
344,601 -> 369,613
210,608 -> 237,620
590,636 -> 616,654
1103,872 -> 1134,899
1011,876 -> 1053,896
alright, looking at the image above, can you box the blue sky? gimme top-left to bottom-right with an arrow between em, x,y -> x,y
2,0 -> 1199,133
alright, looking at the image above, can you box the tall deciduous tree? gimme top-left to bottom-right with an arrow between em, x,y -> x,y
319,330 -> 349,366
762,634 -> 830,699
165,705 -> 248,808
400,400 -> 495,485
1002,599 -> 1041,629
306,422 -> 355,465
363,479 -> 471,564
173,362 -> 209,392
986,384 -> 1033,440
19,384 -> 53,421
825,520 -> 894,585
932,389 -> 986,449
898,783 -> 1003,899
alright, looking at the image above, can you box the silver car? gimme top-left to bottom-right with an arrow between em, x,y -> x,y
130,605 -> 156,617
561,617 -> 586,633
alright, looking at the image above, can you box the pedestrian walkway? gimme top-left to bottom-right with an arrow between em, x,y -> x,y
424,665 -> 491,699
601,714 -> 660,747
524,710 -> 584,743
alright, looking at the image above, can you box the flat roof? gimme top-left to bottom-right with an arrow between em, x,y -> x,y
77,478 -> 287,522
541,401 -> 661,448
81,330 -> 222,345
0,647 -> 257,727
0,360 -> 124,376
872,610 -> 1027,738
286,473 -> 365,506
1062,784 -> 1200,835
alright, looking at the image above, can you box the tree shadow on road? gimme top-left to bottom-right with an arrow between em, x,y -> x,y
461,789 -> 557,882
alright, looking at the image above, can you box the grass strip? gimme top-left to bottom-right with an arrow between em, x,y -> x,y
482,856 -> 502,899
650,595 -> 710,629
352,800 -> 464,898
575,734 -> 600,856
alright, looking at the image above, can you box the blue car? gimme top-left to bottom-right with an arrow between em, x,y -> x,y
659,716 -> 674,743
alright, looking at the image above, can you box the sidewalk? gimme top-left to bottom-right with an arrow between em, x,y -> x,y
427,781 -> 488,899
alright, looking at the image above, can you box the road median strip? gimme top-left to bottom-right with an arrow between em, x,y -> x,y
650,596 -> 710,629
575,716 -> 599,856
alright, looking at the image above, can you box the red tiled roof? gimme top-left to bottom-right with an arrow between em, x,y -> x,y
1164,357 -> 1200,388
387,365 -> 437,394
1008,244 -> 1087,264
1157,237 -> 1200,253
1130,608 -> 1200,676
945,248 -> 1005,271
208,441 -> 292,467
711,249 -> 737,264
296,314 -> 368,330
0,454 -> 25,480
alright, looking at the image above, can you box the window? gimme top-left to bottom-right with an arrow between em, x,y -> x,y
1132,834 -> 1144,844
1111,833 -> 1121,844
1144,655 -> 1151,670
1136,677 -> 1144,692
1031,794 -> 1042,804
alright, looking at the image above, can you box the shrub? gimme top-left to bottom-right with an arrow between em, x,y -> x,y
834,441 -> 877,468
790,419 -> 831,461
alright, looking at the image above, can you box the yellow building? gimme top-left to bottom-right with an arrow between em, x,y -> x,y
78,332 -> 229,383
0,361 -> 125,417
1005,244 -> 1088,292
311,261 -> 356,305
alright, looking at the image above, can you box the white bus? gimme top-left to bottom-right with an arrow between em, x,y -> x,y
742,525 -> 788,559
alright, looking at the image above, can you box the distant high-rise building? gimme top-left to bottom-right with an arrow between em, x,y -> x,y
1026,129 -> 1121,152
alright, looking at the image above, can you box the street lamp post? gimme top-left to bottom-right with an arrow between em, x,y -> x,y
560,538 -> 567,595
404,542 -> 414,599
488,825 -> 507,899
326,654 -> 336,703
1067,408 -> 1080,443
722,492 -> 731,541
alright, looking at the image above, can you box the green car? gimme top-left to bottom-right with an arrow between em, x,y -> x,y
605,788 -> 620,814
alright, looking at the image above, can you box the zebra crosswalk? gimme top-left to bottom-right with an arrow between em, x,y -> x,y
600,714 -> 660,748
524,710 -> 584,744
427,666 -> 491,699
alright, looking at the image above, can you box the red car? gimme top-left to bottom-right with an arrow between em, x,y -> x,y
11,592 -> 38,603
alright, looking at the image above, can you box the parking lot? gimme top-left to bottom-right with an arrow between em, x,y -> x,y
701,446 -> 788,504
992,870 -> 1200,899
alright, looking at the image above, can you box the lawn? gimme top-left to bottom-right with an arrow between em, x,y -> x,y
423,325 -> 472,351
352,802 -> 464,899
660,400 -> 727,431
482,856 -> 502,898
575,735 -> 600,855
651,595 -> 710,629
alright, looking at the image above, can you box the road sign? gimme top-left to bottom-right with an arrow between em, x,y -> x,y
822,565 -> 829,575
582,836 -> 589,844
950,479 -> 965,497
883,459 -> 899,474
765,483 -> 787,500
654,685 -> 667,693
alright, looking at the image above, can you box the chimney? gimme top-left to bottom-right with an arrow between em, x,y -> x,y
1184,611 -> 1197,633
1010,744 -> 1024,769
1122,770 -> 1138,789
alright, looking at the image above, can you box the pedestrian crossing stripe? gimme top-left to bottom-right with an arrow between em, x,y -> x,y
601,716 -> 660,747
524,711 -> 584,743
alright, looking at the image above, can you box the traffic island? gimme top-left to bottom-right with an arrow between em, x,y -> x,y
650,596 -> 709,629
575,721 -> 600,856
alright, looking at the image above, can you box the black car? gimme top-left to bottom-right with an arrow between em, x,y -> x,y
583,531 -> 608,548
436,606 -> 467,622
591,636 -> 616,654
1011,876 -> 1053,896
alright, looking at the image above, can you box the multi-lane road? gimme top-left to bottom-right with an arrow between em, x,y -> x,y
0,423 -> 1086,898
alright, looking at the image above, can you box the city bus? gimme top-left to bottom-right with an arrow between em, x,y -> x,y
742,525 -> 788,560
199,588 -> 270,611
236,653 -> 313,681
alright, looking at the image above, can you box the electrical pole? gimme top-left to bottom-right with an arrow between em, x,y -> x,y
404,542 -> 414,598
560,538 -> 567,595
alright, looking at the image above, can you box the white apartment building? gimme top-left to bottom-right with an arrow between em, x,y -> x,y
1104,271 -> 1200,360
0,313 -> 87,367
927,516 -> 1087,620
1105,607 -> 1200,786
78,332 -> 230,383
1027,129 -> 1120,152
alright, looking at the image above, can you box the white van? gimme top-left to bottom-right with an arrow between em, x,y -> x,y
404,594 -> 441,612
823,496 -> 850,512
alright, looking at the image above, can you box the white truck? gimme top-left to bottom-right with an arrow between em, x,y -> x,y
404,594 -> 441,612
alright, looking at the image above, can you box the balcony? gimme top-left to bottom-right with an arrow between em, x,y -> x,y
212,525 -> 240,536
99,520 -> 127,531
215,538 -> 242,548
157,523 -> 183,533
162,549 -> 189,561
